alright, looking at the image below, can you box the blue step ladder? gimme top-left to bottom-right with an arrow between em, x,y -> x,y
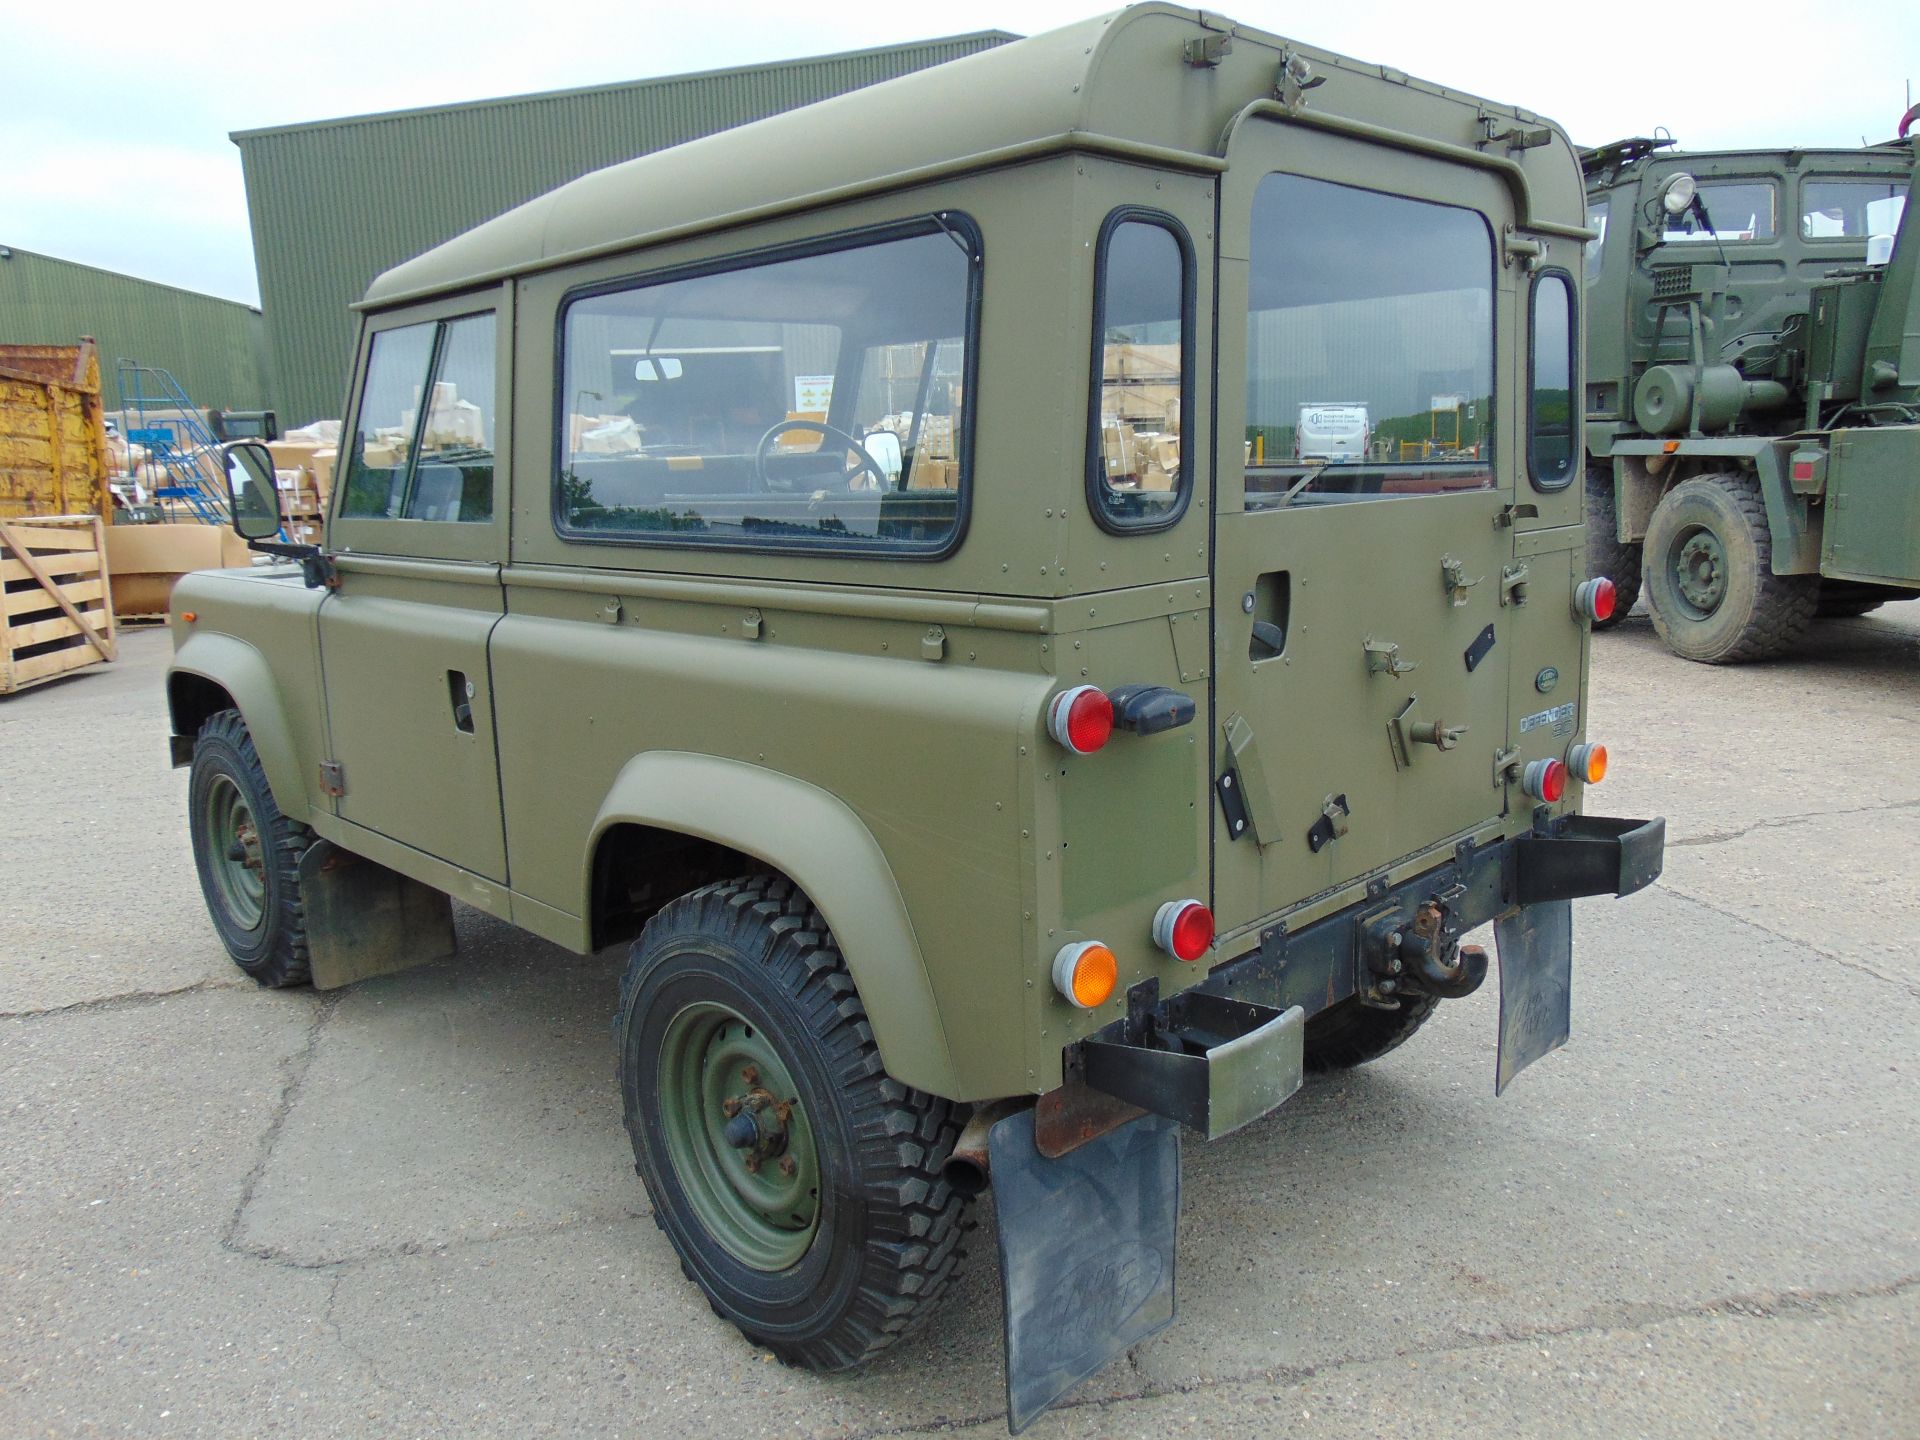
115,361 -> 230,524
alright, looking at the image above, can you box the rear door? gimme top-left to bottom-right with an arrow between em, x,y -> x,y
1211,120 -> 1517,934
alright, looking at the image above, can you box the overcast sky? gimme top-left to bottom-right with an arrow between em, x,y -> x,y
3,0 -> 1913,306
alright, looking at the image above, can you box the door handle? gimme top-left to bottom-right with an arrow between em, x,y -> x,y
447,670 -> 476,734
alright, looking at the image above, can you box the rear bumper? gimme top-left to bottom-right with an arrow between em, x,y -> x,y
1070,810 -> 1664,1136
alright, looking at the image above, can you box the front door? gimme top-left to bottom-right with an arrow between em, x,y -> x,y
318,292 -> 511,884
1210,121 -> 1518,936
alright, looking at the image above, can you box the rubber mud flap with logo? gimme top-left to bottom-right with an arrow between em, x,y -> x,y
988,1108 -> 1180,1433
1493,898 -> 1573,1095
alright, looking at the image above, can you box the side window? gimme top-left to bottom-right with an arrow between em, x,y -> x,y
555,219 -> 976,555
1662,181 -> 1776,243
1528,272 -> 1577,491
1584,199 -> 1611,281
339,312 -> 497,522
1800,179 -> 1907,239
1244,174 -> 1494,507
1087,212 -> 1192,531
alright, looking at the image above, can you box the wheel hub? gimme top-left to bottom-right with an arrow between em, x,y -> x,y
658,1003 -> 821,1270
204,775 -> 267,929
1673,527 -> 1727,615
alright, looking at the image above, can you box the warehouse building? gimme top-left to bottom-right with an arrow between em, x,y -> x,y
234,31 -> 1014,427
0,245 -> 272,415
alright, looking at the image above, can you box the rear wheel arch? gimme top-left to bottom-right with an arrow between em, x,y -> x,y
587,752 -> 959,1099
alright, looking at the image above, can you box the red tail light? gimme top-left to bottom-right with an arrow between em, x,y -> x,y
1047,684 -> 1113,755
1153,899 -> 1214,963
1574,576 -> 1617,622
1522,757 -> 1568,803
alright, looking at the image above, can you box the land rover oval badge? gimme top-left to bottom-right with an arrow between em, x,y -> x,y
1535,666 -> 1559,693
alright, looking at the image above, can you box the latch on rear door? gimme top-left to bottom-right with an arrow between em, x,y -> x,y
1387,696 -> 1469,770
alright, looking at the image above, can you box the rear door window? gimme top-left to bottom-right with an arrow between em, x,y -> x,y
1243,174 -> 1494,507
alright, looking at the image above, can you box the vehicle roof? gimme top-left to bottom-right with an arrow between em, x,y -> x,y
365,4 -> 1582,308
1584,135 -> 1917,186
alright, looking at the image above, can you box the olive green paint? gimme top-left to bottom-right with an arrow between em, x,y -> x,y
174,5 -> 1601,1103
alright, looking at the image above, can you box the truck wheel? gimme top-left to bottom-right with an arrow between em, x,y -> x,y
1643,471 -> 1816,663
617,875 -> 969,1371
1304,992 -> 1438,1071
1815,581 -> 1888,620
187,709 -> 313,987
1583,464 -> 1641,628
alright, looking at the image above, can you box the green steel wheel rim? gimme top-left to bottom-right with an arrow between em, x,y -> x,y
201,773 -> 266,931
657,999 -> 822,1272
1669,522 -> 1728,619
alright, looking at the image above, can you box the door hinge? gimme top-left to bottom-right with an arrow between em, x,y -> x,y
319,760 -> 346,798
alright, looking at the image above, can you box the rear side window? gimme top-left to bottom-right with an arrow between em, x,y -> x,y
1528,271 -> 1577,491
555,218 -> 977,556
1087,211 -> 1193,531
1243,174 -> 1494,507
339,313 -> 497,523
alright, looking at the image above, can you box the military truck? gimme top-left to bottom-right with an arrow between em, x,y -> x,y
171,8 -> 1663,1429
1582,126 -> 1919,662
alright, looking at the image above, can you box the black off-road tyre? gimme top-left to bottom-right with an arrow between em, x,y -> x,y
1643,470 -> 1817,664
1815,580 -> 1890,620
187,709 -> 314,987
1303,992 -> 1439,1072
1584,464 -> 1641,628
617,875 -> 969,1371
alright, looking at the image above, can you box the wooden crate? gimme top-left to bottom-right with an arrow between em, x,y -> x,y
1,514 -> 117,695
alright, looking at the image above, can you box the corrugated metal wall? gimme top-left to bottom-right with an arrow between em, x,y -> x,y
237,32 -> 1014,426
0,247 -> 270,413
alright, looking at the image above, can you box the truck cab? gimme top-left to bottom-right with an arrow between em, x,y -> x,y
170,8 -> 1662,1429
1581,131 -> 1920,661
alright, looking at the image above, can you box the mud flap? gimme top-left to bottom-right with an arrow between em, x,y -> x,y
299,839 -> 456,989
988,1107 -> 1180,1433
1493,898 -> 1573,1094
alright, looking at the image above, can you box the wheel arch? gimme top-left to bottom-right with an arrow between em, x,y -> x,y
587,752 -> 958,1099
168,632 -> 308,819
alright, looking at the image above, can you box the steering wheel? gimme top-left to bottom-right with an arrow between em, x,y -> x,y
753,420 -> 892,493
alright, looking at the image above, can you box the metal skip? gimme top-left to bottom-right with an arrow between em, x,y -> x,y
988,1108 -> 1180,1433
1493,899 -> 1574,1094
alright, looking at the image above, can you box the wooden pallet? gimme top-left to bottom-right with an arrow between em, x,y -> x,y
1,514 -> 117,695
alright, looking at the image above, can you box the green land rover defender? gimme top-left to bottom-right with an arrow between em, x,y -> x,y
171,8 -> 1664,1429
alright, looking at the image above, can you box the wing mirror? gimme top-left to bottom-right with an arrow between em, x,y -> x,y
223,442 -> 283,540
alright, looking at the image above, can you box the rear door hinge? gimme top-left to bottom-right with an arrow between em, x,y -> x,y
319,760 -> 347,798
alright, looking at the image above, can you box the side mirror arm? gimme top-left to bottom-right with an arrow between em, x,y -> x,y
243,537 -> 337,589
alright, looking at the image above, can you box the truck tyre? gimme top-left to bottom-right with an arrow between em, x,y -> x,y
1304,992 -> 1438,1071
617,875 -> 969,1371
1584,464 -> 1641,628
1642,470 -> 1816,663
187,709 -> 313,987
1815,581 -> 1888,620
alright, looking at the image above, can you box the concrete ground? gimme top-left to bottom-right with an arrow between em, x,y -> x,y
3,606 -> 1916,1438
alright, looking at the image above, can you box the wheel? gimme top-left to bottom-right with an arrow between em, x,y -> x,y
1815,581 -> 1889,620
616,875 -> 969,1370
1583,464 -> 1642,628
187,709 -> 313,986
1642,470 -> 1816,663
1303,992 -> 1439,1071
